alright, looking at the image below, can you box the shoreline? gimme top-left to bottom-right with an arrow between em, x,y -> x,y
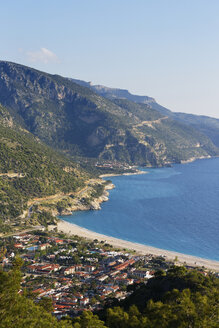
180,155 -> 211,164
56,220 -> 219,272
99,156 -> 219,178
99,169 -> 148,178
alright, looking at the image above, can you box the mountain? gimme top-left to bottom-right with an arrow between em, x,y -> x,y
0,104 -> 86,225
75,79 -> 219,149
0,61 -> 218,168
171,113 -> 219,148
70,78 -> 156,105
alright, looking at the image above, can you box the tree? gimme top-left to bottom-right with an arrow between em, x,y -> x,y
38,297 -> 54,313
0,258 -> 72,328
106,307 -> 129,328
73,311 -> 106,328
90,297 -> 97,306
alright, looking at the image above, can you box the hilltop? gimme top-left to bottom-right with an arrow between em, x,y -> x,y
1,61 -> 218,167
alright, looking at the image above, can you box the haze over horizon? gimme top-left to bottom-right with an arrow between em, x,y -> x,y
1,0 -> 219,118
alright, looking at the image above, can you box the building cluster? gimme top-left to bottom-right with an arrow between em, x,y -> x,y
1,231 -> 170,318
0,231 -> 214,318
95,160 -> 134,170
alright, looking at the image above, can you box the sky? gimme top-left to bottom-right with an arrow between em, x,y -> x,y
1,0 -> 219,118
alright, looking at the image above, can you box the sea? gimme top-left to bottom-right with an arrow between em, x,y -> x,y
60,158 -> 219,261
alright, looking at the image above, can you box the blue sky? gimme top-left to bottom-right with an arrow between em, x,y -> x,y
1,0 -> 219,118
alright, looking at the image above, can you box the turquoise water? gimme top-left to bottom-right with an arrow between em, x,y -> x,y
26,246 -> 38,251
61,158 -> 219,261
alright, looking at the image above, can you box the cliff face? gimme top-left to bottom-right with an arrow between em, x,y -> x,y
0,61 -> 218,166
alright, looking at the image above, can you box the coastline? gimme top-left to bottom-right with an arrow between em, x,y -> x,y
99,156 -> 218,177
56,220 -> 219,272
99,169 -> 148,178
180,155 -> 211,164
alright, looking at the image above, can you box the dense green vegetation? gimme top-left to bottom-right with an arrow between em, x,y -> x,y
0,104 -> 86,223
121,266 -> 219,311
1,61 -> 218,166
94,266 -> 219,328
26,210 -> 58,227
0,260 -> 218,327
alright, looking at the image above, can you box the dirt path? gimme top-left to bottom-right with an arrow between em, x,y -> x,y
134,116 -> 168,128
0,172 -> 25,178
0,225 -> 44,238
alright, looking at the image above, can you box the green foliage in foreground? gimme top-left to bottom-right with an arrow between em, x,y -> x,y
0,261 -> 218,327
74,267 -> 219,328
72,311 -> 106,328
0,258 -> 72,328
104,289 -> 219,327
102,266 -> 219,328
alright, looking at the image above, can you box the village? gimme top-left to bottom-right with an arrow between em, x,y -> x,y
0,228 -> 174,319
95,160 -> 135,171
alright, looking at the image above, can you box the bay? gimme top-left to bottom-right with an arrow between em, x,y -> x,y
61,158 -> 219,261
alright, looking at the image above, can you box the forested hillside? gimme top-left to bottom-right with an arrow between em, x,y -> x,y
0,104 -> 86,226
1,61 -> 218,166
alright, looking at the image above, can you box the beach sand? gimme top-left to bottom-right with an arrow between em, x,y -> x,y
56,220 -> 219,272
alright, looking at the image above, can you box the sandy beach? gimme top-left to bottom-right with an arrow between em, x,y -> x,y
56,220 -> 219,271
